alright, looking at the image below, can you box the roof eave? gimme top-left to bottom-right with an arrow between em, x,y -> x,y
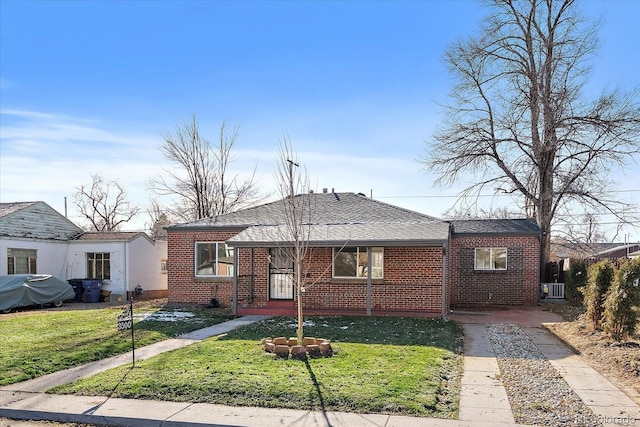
227,238 -> 448,248
452,231 -> 541,237
166,225 -> 250,233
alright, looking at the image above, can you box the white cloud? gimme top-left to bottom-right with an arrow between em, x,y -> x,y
1,109 -> 637,241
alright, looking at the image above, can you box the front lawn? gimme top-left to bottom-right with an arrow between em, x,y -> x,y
0,302 -> 232,386
52,316 -> 464,418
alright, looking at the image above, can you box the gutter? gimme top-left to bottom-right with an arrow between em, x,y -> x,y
227,238 -> 448,248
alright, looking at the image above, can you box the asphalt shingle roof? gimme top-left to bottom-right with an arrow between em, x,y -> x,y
170,192 -> 442,228
228,221 -> 450,247
0,201 -> 83,240
450,218 -> 540,235
169,192 -> 449,246
0,201 -> 40,218
73,231 -> 150,242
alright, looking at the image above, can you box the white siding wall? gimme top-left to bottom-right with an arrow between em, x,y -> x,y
0,237 -> 70,277
66,238 -> 167,294
2,235 -> 168,295
66,241 -> 127,292
128,237 -> 167,292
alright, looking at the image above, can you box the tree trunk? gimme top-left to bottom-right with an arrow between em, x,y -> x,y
296,257 -> 303,346
538,165 -> 555,281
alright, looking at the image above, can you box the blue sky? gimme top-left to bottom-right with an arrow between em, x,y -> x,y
1,0 -> 638,241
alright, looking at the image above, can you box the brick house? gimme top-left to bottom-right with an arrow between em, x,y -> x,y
166,192 -> 541,316
448,219 -> 541,308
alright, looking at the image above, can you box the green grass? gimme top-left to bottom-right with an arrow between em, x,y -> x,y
0,303 -> 232,386
52,316 -> 464,418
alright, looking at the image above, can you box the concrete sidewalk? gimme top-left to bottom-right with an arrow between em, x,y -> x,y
1,311 -> 638,426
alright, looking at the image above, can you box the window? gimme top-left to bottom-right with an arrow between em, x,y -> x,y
161,259 -> 168,274
195,242 -> 234,277
87,253 -> 110,279
475,248 -> 507,270
7,248 -> 37,274
333,247 -> 383,278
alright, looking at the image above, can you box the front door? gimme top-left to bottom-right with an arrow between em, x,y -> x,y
269,248 -> 294,300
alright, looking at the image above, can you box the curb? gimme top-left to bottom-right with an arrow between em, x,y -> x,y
0,407 -> 234,427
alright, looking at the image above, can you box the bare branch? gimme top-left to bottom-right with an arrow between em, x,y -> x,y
422,0 -> 640,273
74,173 -> 140,231
149,116 -> 265,221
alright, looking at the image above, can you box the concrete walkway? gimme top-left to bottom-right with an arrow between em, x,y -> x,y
458,323 -> 515,424
527,327 -> 640,422
1,310 -> 638,426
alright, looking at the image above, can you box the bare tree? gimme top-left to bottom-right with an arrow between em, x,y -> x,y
444,205 -> 521,220
145,199 -> 172,239
149,116 -> 263,222
422,0 -> 640,277
272,137 -> 314,345
552,212 -> 610,257
74,173 -> 140,231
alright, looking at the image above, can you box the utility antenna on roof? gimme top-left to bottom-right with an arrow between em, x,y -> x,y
286,159 -> 299,198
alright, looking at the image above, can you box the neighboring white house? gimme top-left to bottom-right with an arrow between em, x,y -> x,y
0,201 -> 167,300
0,201 -> 83,278
67,232 -> 168,298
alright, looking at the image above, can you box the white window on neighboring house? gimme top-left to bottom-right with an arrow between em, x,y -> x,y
333,247 -> 384,278
475,248 -> 507,271
7,248 -> 37,274
195,242 -> 234,277
161,259 -> 168,274
87,253 -> 111,279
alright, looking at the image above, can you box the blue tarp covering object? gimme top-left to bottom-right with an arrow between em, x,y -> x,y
0,274 -> 76,313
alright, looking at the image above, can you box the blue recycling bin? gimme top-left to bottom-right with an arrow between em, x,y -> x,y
82,280 -> 102,303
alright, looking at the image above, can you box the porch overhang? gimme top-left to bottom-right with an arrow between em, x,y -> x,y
226,223 -> 449,248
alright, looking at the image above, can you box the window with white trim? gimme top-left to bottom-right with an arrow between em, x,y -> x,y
7,248 -> 37,274
333,247 -> 383,278
474,248 -> 507,270
195,242 -> 234,277
87,253 -> 110,279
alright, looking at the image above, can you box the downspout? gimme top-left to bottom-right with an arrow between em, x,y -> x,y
124,241 -> 129,299
232,247 -> 238,316
441,242 -> 448,321
366,247 -> 372,316
249,248 -> 254,304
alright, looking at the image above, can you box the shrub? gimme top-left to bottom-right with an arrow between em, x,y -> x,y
565,260 -> 587,306
602,258 -> 640,341
583,260 -> 614,331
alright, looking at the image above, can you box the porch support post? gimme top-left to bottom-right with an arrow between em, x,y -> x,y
366,247 -> 372,316
232,247 -> 238,316
249,248 -> 254,304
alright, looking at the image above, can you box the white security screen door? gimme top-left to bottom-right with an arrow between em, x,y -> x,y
269,248 -> 294,300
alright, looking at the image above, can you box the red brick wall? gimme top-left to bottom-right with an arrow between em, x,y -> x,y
167,229 -> 239,305
448,235 -> 540,306
168,229 -> 446,314
237,246 -> 445,313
